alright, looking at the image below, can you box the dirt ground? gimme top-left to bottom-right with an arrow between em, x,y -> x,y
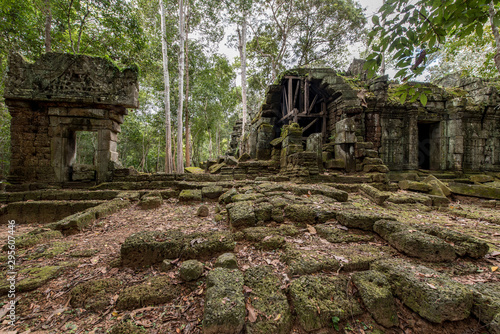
0,190 -> 498,334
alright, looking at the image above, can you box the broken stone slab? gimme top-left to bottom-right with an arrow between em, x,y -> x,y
398,180 -> 432,193
325,158 -> 345,169
352,270 -> 399,328
238,153 -> 251,162
0,265 -> 64,295
359,183 -> 390,205
226,156 -> 239,166
202,186 -> 224,199
3,228 -> 62,250
387,192 -> 433,206
418,225 -> 489,258
179,189 -> 203,202
373,220 -> 456,262
448,182 -> 500,200
203,268 -> 245,334
423,175 -> 452,196
372,259 -> 473,323
363,164 -> 389,173
209,162 -> 226,174
336,211 -> 396,231
185,167 -> 205,174
231,193 -> 265,202
471,283 -> 500,334
428,195 -> 450,206
284,184 -> 349,202
116,276 -> 180,310
289,275 -> 363,332
284,204 -> 317,224
282,248 -> 340,276
70,278 -> 122,311
244,266 -> 292,334
227,201 -> 257,229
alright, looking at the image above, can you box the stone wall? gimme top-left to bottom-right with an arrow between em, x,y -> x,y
5,52 -> 139,184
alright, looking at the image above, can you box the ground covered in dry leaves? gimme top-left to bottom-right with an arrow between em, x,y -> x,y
0,188 -> 499,334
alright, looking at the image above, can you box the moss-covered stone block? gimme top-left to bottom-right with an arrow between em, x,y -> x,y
231,193 -> 264,202
244,266 -> 291,334
372,259 -> 473,323
399,180 -> 432,193
182,231 -> 235,259
138,192 -> 163,210
70,278 -> 122,311
202,186 -> 224,200
337,212 -> 395,231
448,182 -> 500,200
472,283 -> 500,333
282,248 -> 340,275
386,230 -> 456,262
257,235 -> 286,250
254,202 -> 273,222
179,189 -> 202,202
219,188 -> 238,204
352,270 -> 399,328
228,202 -> 257,229
185,167 -> 205,174
3,228 -> 62,251
359,184 -> 390,205
203,268 -> 245,334
179,260 -> 204,281
120,230 -> 186,267
0,266 -> 64,295
284,204 -> 317,224
117,276 -> 180,310
214,253 -> 238,269
289,275 -> 363,332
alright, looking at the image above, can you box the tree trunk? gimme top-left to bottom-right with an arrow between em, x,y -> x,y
489,1 -> 500,74
184,9 -> 191,167
160,0 -> 173,173
177,0 -> 185,174
45,0 -> 52,53
216,122 -> 220,158
237,12 -> 248,150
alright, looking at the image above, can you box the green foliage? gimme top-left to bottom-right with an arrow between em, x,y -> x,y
331,316 -> 340,331
365,0 -> 500,81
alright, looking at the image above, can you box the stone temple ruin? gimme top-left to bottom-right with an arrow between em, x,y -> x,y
1,54 -> 500,334
225,60 -> 500,179
4,52 -> 138,185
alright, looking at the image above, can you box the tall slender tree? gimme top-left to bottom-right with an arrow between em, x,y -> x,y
45,0 -> 52,52
160,0 -> 173,173
177,0 -> 186,173
237,12 -> 248,141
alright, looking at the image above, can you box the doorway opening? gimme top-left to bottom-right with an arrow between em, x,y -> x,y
71,131 -> 98,181
418,122 -> 440,170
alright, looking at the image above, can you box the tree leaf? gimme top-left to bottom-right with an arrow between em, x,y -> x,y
420,93 -> 428,106
246,302 -> 257,322
372,15 -> 380,25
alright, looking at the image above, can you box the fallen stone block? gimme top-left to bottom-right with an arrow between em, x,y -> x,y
422,175 -> 452,196
202,186 -> 224,199
359,184 -> 390,205
214,253 -> 238,269
336,211 -> 396,231
449,182 -> 500,200
399,180 -> 432,193
244,266 -> 291,334
219,188 -> 238,204
203,268 -> 245,334
116,276 -> 180,310
289,275 -> 363,332
472,283 -> 500,334
372,259 -> 473,323
315,224 -> 374,243
282,248 -> 340,275
70,278 -> 122,311
227,201 -> 257,229
428,195 -> 450,206
363,164 -> 389,173
179,189 -> 202,202
138,191 -> 163,209
0,266 -> 64,295
352,270 -> 399,328
185,167 -> 205,174
179,260 -> 204,281
284,204 -> 317,224
470,175 -> 495,183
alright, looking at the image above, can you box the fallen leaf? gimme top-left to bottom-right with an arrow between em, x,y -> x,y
307,224 -> 316,235
274,313 -> 281,321
490,251 -> 500,257
492,266 -> 498,272
243,286 -> 253,294
427,283 -> 437,289
247,302 -> 257,322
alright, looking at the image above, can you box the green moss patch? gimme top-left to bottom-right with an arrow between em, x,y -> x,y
3,228 -> 62,251
471,283 -> 500,333
109,320 -> 147,334
282,248 -> 340,275
336,211 -> 395,231
0,266 -> 64,295
70,278 -> 122,311
117,276 -> 180,310
315,224 -> 374,243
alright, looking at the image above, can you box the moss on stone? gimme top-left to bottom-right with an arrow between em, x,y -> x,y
29,241 -> 72,260
282,248 -> 340,275
70,278 -> 122,311
257,235 -> 286,250
315,224 -> 374,243
471,282 -> 500,330
244,266 -> 291,334
228,201 -> 257,229
138,192 -> 163,210
290,275 -> 363,332
70,249 -> 99,258
203,268 -> 245,334
202,186 -> 224,199
182,231 -> 235,259
284,204 -> 317,225
4,229 -> 62,250
214,253 -> 238,269
117,276 -> 180,310
179,189 -> 203,202
372,259 -> 473,323
179,260 -> 204,281
0,266 -> 63,295
337,212 -> 396,231
219,188 -> 238,204
352,270 -> 399,328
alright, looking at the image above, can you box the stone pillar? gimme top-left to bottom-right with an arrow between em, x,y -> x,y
256,123 -> 274,160
334,117 -> 356,172
280,123 -> 303,168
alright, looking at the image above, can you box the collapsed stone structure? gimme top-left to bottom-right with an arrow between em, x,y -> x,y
232,60 -> 500,176
4,52 -> 139,184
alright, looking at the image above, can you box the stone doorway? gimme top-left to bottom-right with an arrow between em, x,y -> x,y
418,122 -> 440,170
71,131 -> 98,182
